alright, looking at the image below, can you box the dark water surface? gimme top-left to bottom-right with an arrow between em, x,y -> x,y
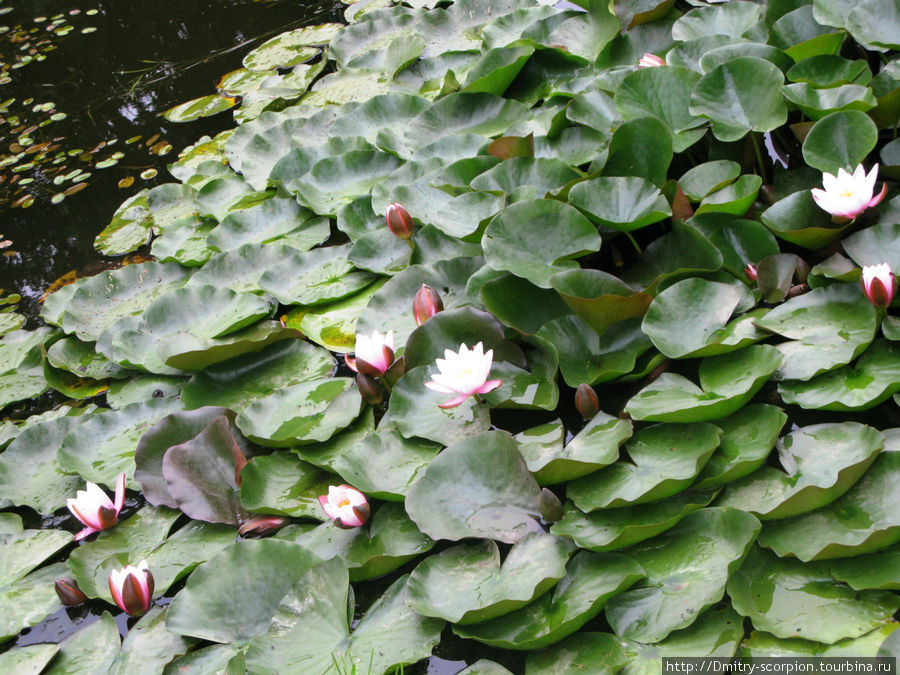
0,0 -> 341,320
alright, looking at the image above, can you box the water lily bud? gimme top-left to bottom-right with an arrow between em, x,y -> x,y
861,263 -> 896,308
539,488 -> 564,523
424,341 -> 502,409
67,472 -> 126,541
744,263 -> 758,282
794,259 -> 810,284
386,202 -> 414,240
109,560 -> 154,616
413,284 -> 443,326
345,330 -> 395,377
356,372 -> 386,406
238,515 -> 288,538
55,578 -> 88,606
319,485 -> 369,528
574,383 -> 600,420
637,53 -> 665,68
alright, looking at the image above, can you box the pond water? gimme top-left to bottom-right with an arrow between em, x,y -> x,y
0,0 -> 341,321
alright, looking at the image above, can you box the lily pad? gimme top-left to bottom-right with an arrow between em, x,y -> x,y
727,546 -> 899,644
258,244 -> 377,306
548,269 -> 652,337
679,160 -> 741,202
717,422 -> 884,520
111,606 -> 192,675
605,507 -> 760,643
407,533 -> 574,624
524,632 -> 626,675
163,94 -> 237,123
569,176 -> 671,232
290,279 -> 387,354
46,612 -> 120,675
239,451 -> 336,519
624,345 -> 782,423
47,336 -> 129,380
802,110 -> 879,175
405,430 -> 543,544
843,221 -> 900,270
831,543 -> 900,590
453,550 -> 644,650
205,198 -> 328,252
567,423 -> 721,511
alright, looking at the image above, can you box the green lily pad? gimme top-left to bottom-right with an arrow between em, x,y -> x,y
46,612 -> 119,675
258,244 -> 377,306
694,404 -> 787,488
47,336 -> 129,380
151,215 -> 217,267
779,339 -> 900,411
525,632 -> 626,675
621,222 -> 723,294
470,157 -> 580,197
243,30 -> 321,71
0,327 -> 54,411
479,273 -> 572,335
696,175 -> 762,216
0,644 -> 59,674
689,57 -> 787,142
141,520 -> 236,595
602,117 -> 674,187
106,375 -> 186,409
605,507 -> 760,643
405,430 -> 543,544
802,110 -> 879,175
0,561 -> 68,643
679,160 -> 741,201
846,0 -> 900,51
453,550 -> 644,650
567,423 -> 720,511
235,377 -> 362,448
551,489 -> 719,552
672,2 -> 761,41
239,450 -> 336,520
843,222 -> 900,270
206,198 -> 328,252
93,192 -> 153,256
624,345 -> 782,423
181,339 -> 335,412
783,83 -> 877,121
717,422 -> 884,520
517,412 -> 632,485
291,279 -> 387,354
407,533 -> 575,624
548,269 -> 652,337
244,559 -> 443,673
738,623 -> 900,659
787,55 -> 872,87
728,546 -> 899,644
160,321 -> 301,372
760,189 -> 854,249
614,66 -> 704,137
185,243 -> 305,296
831,544 -> 900,590
758,433 -> 900,560
482,199 -> 602,289
279,502 -> 434,582
163,94 -> 238,123
569,176 -> 671,232
111,606 -> 192,675
165,539 -> 323,644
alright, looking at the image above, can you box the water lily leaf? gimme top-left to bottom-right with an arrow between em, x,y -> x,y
151,215 -> 217,267
195,176 -> 267,223
328,94 -> 431,144
165,539 -> 323,644
679,160 -> 741,201
846,0 -> 900,51
738,623 -> 900,659
161,321 -> 301,372
257,245 -> 376,306
569,176 -> 670,232
615,66 -> 704,140
760,189 -> 853,249
386,177 -> 504,239
672,1 -> 762,41
462,45 -> 534,94
236,377 -> 362,448
454,550 -> 644,650
0,555 -> 65,641
696,175 -> 761,216
290,279 -> 388,354
0,327 -> 53,412
694,404 -> 787,489
67,506 -> 181,600
621,222 -> 723,294
47,336 -> 129,380
787,55 -> 872,87
142,520 -> 236,595
181,339 -> 335,412
0,644 -> 59,675
58,398 -> 183,486
243,30 -> 321,71
206,198 -> 329,252
624,345 -> 782,423
163,94 -> 238,123
110,606 -> 192,675
296,415 -> 440,501
470,157 -> 579,197
567,423 -> 720,511
185,244 -> 301,296
349,228 -> 411,275
689,57 -> 787,142
0,527 -> 72,590
728,546 -> 899,644
160,644 -> 245,675
407,533 -> 574,624
405,430 -> 542,543
107,375 -> 187,409
755,283 -> 878,381
642,278 -> 745,358
759,436 -> 900,561
56,262 -> 192,342
522,412 -> 631,485
699,42 -> 793,75
552,489 -> 719,553
843,221 -> 900,271
479,273 -> 572,335
93,192 -> 152,256
606,507 -> 760,643
717,422 -> 884,520
524,633 -> 625,675
688,215 -> 780,280
832,544 -> 900,590
244,559 -> 443,673
802,110 -> 879,175
0,414 -> 90,512
239,451 -> 336,519
603,117 -> 673,187
46,612 -> 119,675
783,83 -> 877,121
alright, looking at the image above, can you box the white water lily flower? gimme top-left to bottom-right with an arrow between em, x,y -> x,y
344,329 -> 395,376
424,341 -> 502,409
810,164 -> 887,219
319,485 -> 369,528
66,473 -> 125,541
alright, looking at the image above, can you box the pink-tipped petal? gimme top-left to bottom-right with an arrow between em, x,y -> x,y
476,379 -> 502,395
113,473 -> 126,514
74,526 -> 100,541
438,393 -> 472,409
67,500 -> 104,531
868,182 -> 888,208
344,354 -> 358,373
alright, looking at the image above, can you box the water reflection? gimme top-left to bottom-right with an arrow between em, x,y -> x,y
0,0 -> 342,320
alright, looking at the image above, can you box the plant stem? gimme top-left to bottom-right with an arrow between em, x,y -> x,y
624,231 -> 642,256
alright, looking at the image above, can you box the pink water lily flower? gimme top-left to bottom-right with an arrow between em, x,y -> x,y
637,53 -> 665,68
861,263 -> 896,308
67,473 -> 125,541
810,164 -> 887,220
319,485 -> 370,528
109,560 -> 154,616
344,330 -> 395,377
424,341 -> 502,409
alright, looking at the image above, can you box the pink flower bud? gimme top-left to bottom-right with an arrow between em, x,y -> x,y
744,263 -> 758,281
318,485 -> 370,528
109,560 -> 154,616
356,372 -> 386,406
637,53 -> 665,68
238,516 -> 288,538
55,578 -> 88,606
413,284 -> 444,326
574,383 -> 600,420
386,202 -> 414,240
861,263 -> 896,308
344,330 -> 395,377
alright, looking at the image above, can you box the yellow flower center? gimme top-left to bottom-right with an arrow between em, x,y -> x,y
839,189 -> 856,198
339,498 -> 350,508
